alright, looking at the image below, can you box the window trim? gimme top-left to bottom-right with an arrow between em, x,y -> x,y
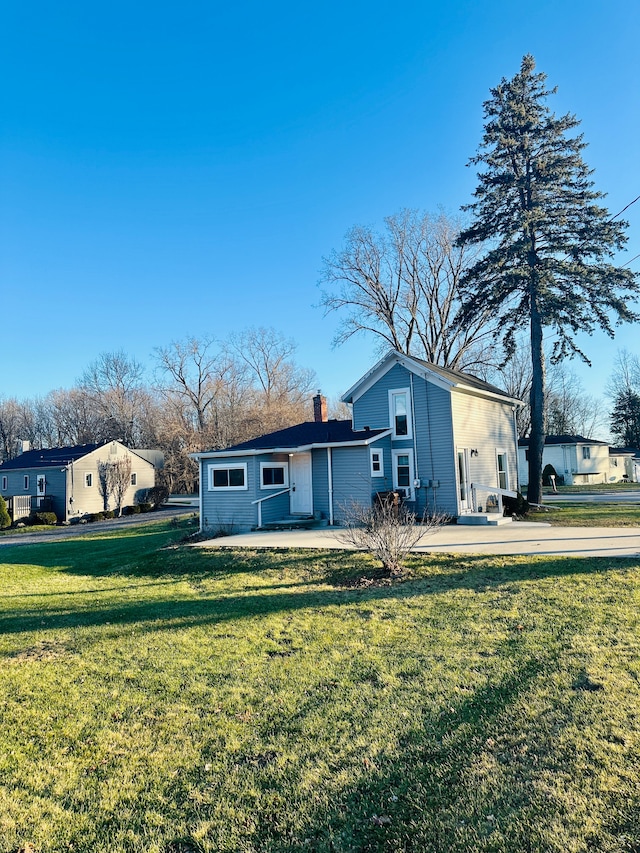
392,449 -> 414,500
23,475 -> 29,491
496,449 -> 509,491
1,475 -> 6,491
388,388 -> 412,440
582,446 -> 591,460
259,462 -> 289,490
207,462 -> 248,491
370,448 -> 384,478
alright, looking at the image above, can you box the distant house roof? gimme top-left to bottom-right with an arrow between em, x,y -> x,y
518,434 -> 610,448
194,420 -> 391,458
0,441 -> 157,470
341,350 -> 521,405
610,446 -> 640,456
0,443 -> 101,470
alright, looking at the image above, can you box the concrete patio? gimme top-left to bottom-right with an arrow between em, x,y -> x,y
194,521 -> 640,559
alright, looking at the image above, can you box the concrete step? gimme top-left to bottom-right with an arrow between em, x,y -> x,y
258,516 -> 328,531
456,513 -> 513,526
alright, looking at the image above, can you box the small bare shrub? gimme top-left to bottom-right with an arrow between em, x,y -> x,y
337,498 -> 445,576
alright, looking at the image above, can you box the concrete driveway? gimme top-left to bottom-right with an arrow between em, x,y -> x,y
195,522 -> 640,559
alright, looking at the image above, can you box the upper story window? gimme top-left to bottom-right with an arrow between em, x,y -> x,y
131,472 -> 137,486
85,473 -> 93,487
208,463 -> 248,491
389,388 -> 412,439
1,476 -> 7,491
23,475 -> 29,490
582,446 -> 591,460
370,448 -> 384,477
260,462 -> 288,489
496,451 -> 509,490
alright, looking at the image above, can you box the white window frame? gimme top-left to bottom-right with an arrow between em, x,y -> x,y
85,473 -> 93,488
259,462 -> 289,490
392,449 -> 414,500
388,388 -> 412,440
131,472 -> 137,486
370,448 -> 384,478
207,462 -> 248,491
582,446 -> 591,460
1,475 -> 6,491
496,449 -> 509,491
23,475 -> 30,490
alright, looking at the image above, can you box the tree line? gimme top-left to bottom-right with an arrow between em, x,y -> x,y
0,328 -> 317,494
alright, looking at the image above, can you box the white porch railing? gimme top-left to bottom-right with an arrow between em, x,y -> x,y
251,488 -> 291,528
470,483 -> 518,515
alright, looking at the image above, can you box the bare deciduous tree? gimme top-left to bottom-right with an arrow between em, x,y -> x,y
80,351 -> 150,446
320,210 -> 498,371
109,456 -> 133,516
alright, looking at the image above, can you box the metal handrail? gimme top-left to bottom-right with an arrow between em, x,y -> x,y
251,488 -> 291,528
470,483 -> 518,514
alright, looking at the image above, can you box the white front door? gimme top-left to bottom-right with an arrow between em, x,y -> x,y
290,453 -> 313,515
457,449 -> 471,513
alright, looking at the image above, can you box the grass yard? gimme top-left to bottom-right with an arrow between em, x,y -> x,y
529,501 -> 640,526
1,519 -> 639,852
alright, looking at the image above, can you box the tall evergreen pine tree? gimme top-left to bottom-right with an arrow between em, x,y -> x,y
457,55 -> 639,504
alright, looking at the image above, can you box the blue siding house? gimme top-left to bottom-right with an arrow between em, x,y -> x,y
193,351 -> 521,534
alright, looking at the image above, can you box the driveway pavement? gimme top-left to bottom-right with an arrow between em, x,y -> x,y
195,522 -> 640,559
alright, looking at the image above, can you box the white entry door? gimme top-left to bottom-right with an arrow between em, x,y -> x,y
457,449 -> 471,513
290,453 -> 313,515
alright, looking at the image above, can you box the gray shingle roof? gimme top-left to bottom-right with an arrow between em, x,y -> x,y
0,443 -> 101,470
215,420 -> 388,452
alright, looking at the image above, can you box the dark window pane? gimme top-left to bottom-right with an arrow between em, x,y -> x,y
229,468 -> 245,487
263,467 -> 285,486
213,469 -> 229,487
395,414 -> 408,436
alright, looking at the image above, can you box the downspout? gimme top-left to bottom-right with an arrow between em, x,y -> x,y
198,457 -> 204,532
327,447 -> 334,525
409,373 -> 419,503
512,406 -> 519,492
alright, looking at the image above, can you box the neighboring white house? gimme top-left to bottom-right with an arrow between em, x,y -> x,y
0,441 -> 158,522
517,435 -> 636,486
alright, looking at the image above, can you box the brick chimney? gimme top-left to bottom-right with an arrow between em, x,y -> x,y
313,391 -> 328,423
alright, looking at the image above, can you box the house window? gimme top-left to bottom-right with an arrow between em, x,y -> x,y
131,473 -> 137,486
85,473 -> 93,487
1,476 -> 6,491
260,462 -> 288,489
389,389 -> 412,439
582,446 -> 591,460
496,451 -> 509,491
208,463 -> 248,491
370,448 -> 384,477
611,458 -> 618,467
23,475 -> 29,490
392,449 -> 414,499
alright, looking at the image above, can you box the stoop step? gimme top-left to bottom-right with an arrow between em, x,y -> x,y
456,513 -> 514,526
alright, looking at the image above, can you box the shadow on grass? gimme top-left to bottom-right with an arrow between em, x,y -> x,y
0,540 -> 633,639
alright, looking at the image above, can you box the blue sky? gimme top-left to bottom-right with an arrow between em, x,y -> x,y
2,0 -> 639,412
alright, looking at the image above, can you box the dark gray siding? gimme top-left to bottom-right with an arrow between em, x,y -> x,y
0,466 -> 68,521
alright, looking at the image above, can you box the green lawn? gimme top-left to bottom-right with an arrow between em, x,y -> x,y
1,520 -> 639,852
529,501 -> 640,526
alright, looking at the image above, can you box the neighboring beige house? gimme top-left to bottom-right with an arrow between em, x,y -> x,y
0,441 -> 157,522
517,435 -> 632,486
